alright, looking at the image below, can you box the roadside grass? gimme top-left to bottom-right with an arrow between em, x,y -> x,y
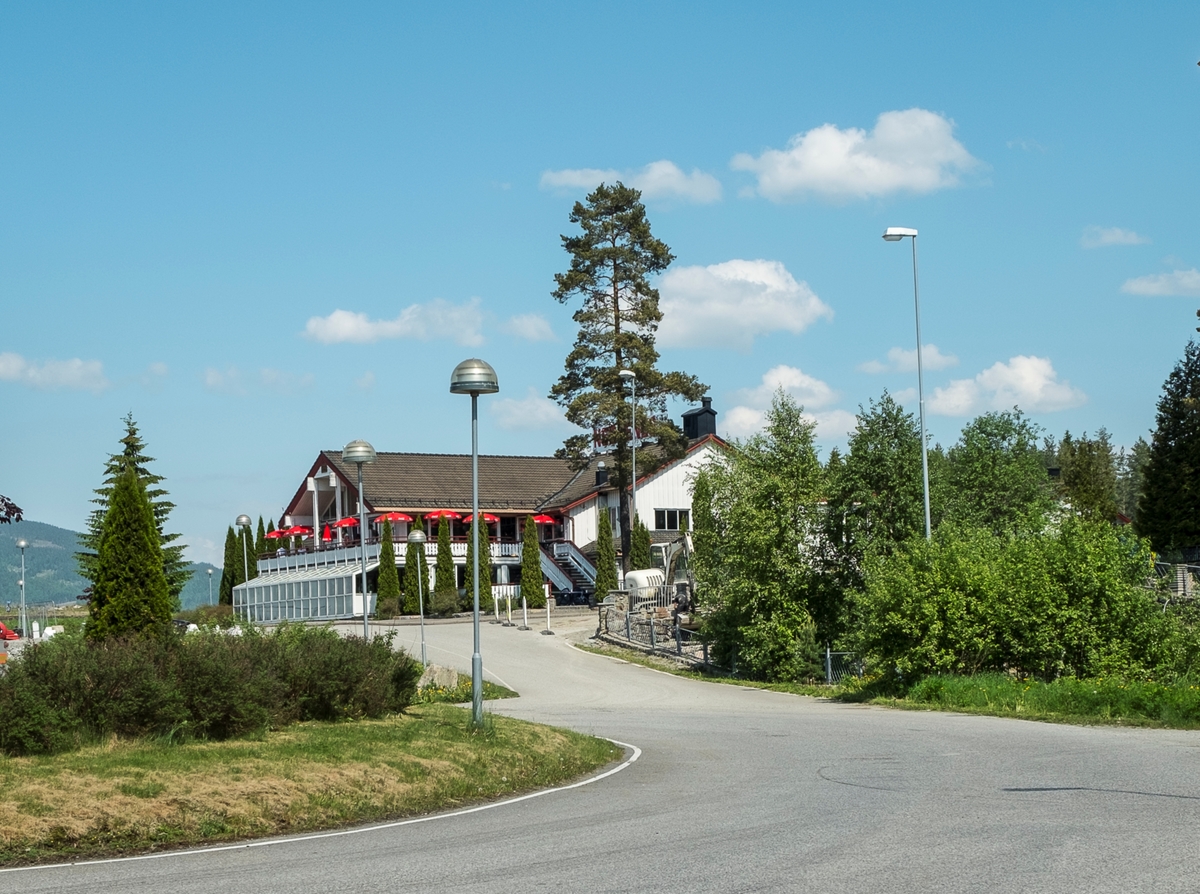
416,678 -> 518,704
580,639 -> 1200,728
0,704 -> 621,867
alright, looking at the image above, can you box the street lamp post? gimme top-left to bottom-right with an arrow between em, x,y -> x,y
235,515 -> 252,595
16,539 -> 27,638
450,357 -> 500,728
618,369 -> 638,530
343,440 -> 378,640
883,226 -> 932,540
407,527 -> 428,665
207,568 -> 213,605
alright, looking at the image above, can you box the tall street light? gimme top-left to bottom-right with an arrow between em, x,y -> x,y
343,439 -> 377,640
207,567 -> 213,605
618,369 -> 639,529
16,539 -> 27,638
235,515 -> 252,594
407,527 -> 428,666
450,357 -> 500,728
883,226 -> 932,540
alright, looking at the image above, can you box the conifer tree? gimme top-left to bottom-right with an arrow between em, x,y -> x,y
78,414 -> 189,606
520,516 -> 546,608
629,517 -> 652,571
255,516 -> 267,557
219,526 -> 237,605
403,520 -> 430,614
464,517 -> 494,613
594,505 -> 619,597
239,525 -> 258,581
432,515 -> 458,616
550,183 -> 707,569
377,519 -> 401,617
87,466 -> 173,639
1139,340 -> 1200,552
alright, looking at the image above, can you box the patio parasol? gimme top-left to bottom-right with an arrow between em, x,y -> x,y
467,512 -> 500,524
265,529 -> 288,540
531,514 -> 557,524
374,512 -> 414,523
322,524 -> 332,542
424,509 -> 461,520
332,517 -> 359,528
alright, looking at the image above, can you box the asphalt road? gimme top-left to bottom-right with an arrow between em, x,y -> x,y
7,615 -> 1200,893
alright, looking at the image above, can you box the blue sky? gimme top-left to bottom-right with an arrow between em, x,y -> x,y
2,3 -> 1198,564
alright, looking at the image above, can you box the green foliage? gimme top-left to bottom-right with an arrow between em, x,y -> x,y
689,471 -> 717,610
549,182 -> 706,564
415,677 -> 518,704
0,626 -> 420,756
240,526 -> 257,581
77,414 -> 189,606
694,391 -> 825,681
463,517 -> 494,613
1117,437 -> 1150,523
1052,430 -> 1119,522
0,494 -> 22,524
629,516 -> 652,570
594,504 -> 619,597
376,519 -> 401,617
938,409 -> 1054,535
1138,340 -> 1200,553
520,516 -> 546,608
402,520 -> 430,614
854,517 -> 1186,682
86,467 -> 174,640
432,515 -> 458,616
254,517 -> 266,557
219,526 -> 237,606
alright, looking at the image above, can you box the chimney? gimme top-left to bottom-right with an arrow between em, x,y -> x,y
595,461 -> 609,487
682,396 -> 717,439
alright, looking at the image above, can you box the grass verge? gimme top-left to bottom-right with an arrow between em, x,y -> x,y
0,704 -> 622,867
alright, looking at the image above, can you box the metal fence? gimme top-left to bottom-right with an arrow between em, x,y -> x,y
824,649 -> 861,684
599,601 -> 709,665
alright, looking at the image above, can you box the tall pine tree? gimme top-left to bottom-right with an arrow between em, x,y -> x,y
219,526 -> 238,605
254,516 -> 267,557
464,516 -> 494,613
403,520 -> 430,614
629,517 -> 652,571
377,519 -> 401,617
520,516 -> 546,608
1139,340 -> 1200,553
78,414 -> 189,606
87,466 -> 173,639
594,504 -> 619,597
432,515 -> 458,616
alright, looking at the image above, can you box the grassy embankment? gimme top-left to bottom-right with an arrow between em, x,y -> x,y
579,640 -> 1200,728
0,700 -> 621,866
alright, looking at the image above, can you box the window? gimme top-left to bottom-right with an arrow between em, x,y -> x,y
655,509 -> 689,531
609,506 -> 618,531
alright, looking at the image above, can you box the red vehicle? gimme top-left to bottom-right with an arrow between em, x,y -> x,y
0,622 -> 19,641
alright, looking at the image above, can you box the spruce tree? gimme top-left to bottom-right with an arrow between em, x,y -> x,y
1056,430 -> 1118,522
377,519 -> 401,617
87,466 -> 173,639
255,516 -> 267,557
1139,340 -> 1200,553
594,505 -> 619,597
432,515 -> 458,616
464,517 -> 494,614
520,516 -> 546,608
239,525 -> 258,581
1117,437 -> 1150,523
78,414 -> 190,606
629,517 -> 652,571
403,520 -> 430,614
219,526 -> 237,605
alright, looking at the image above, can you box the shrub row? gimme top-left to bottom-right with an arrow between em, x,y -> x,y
0,625 -> 420,756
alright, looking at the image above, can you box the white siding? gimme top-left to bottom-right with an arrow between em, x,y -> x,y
633,441 -> 720,530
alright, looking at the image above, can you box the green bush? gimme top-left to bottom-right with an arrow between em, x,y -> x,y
0,625 -> 420,756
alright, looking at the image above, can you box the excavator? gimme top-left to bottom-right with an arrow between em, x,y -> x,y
621,532 -> 699,629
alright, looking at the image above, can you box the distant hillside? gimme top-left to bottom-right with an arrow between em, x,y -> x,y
0,520 -> 221,610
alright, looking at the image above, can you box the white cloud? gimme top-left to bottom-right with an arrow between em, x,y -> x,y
489,387 -> 571,431
502,313 -> 556,342
1121,269 -> 1200,297
204,366 -> 243,394
539,159 -> 722,203
356,371 -> 376,390
723,365 -> 853,441
658,259 -> 833,351
1081,226 -> 1149,249
927,355 -> 1086,416
731,108 -> 981,202
260,368 -> 315,394
303,298 -> 485,346
0,352 -> 109,392
859,344 -> 958,374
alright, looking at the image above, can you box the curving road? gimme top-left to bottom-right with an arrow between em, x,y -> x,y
8,615 -> 1200,892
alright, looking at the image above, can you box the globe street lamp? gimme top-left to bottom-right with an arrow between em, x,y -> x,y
883,226 -> 932,540
236,515 -> 252,588
207,567 -> 213,605
16,539 -> 27,638
618,369 -> 639,530
407,527 -> 428,666
343,439 -> 377,640
450,357 -> 499,728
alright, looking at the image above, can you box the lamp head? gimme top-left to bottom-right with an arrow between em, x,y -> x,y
342,439 -> 377,465
208,568 -> 213,576
883,226 -> 918,241
449,358 -> 499,395
407,529 -> 427,545
236,514 -> 252,527
16,539 -> 26,549
618,369 -> 635,380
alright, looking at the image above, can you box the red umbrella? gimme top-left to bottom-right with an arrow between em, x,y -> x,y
332,517 -> 359,528
285,525 -> 313,536
467,512 -> 500,524
322,524 -> 332,542
531,514 -> 557,524
265,529 -> 288,540
424,509 -> 461,520
374,512 -> 414,523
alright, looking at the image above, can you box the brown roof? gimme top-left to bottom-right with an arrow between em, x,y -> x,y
319,450 -> 576,513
